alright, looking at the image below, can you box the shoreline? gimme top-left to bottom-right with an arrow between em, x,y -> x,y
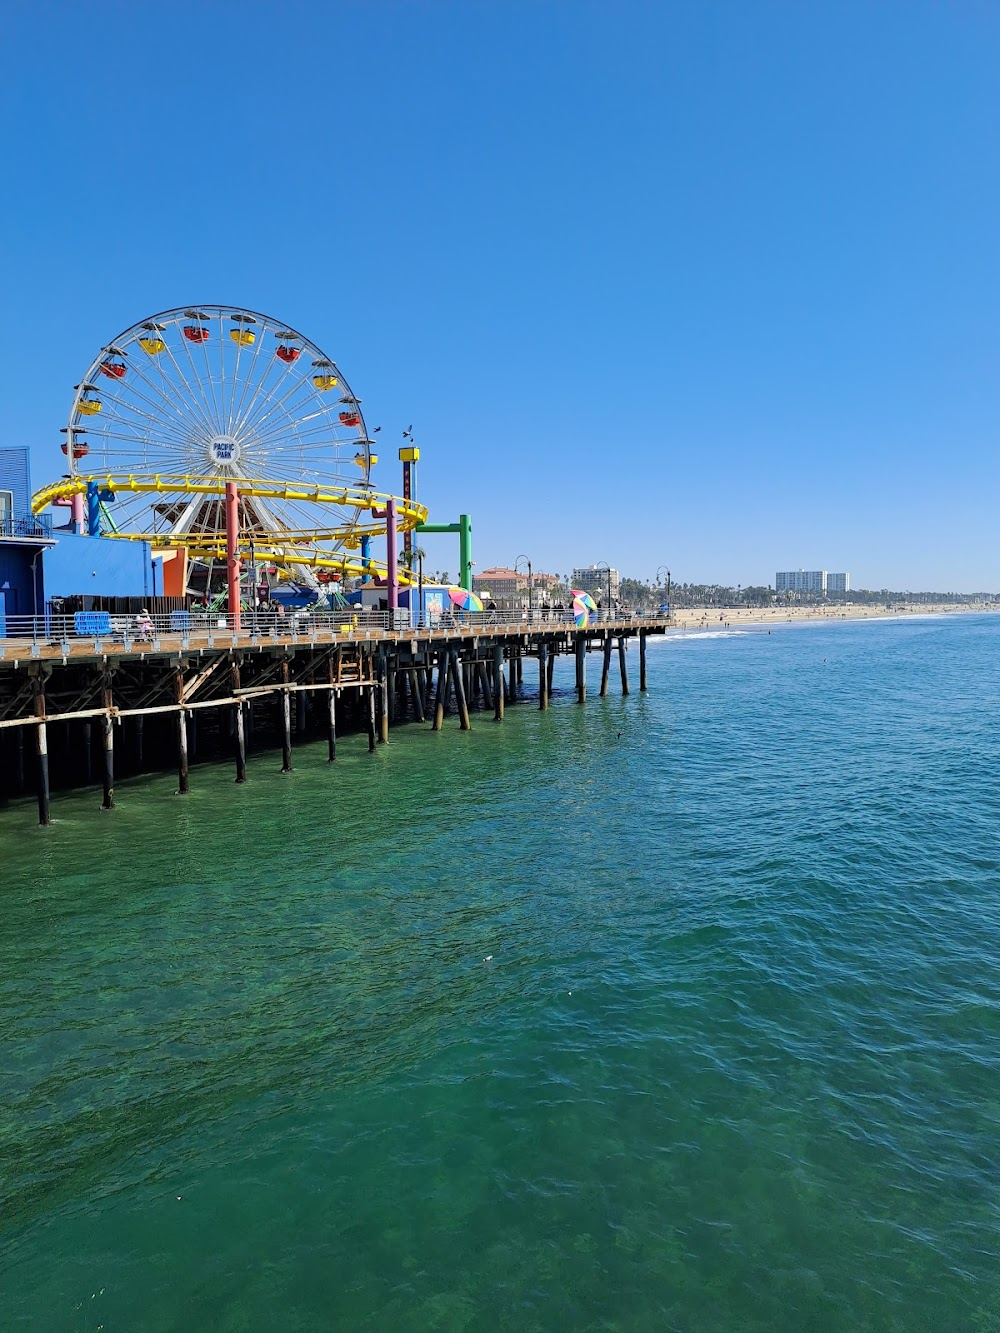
660,603 -> 996,630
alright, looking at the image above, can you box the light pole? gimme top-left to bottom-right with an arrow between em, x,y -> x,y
249,536 -> 256,631
596,561 -> 611,620
514,554 -> 533,623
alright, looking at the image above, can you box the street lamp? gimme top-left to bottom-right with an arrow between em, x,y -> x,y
514,554 -> 533,623
248,536 -> 257,631
595,561 -> 612,619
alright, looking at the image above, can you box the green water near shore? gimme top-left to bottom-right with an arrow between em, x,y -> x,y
3,617 -> 1000,1330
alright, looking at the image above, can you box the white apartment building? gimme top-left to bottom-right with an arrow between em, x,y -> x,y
775,570 -> 851,594
775,569 -> 827,594
572,565 -> 620,603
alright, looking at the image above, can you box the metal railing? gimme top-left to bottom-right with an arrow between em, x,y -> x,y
0,511 -> 53,539
0,605 -> 670,649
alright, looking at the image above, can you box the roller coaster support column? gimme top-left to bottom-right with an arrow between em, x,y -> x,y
372,501 -> 399,611
360,536 -> 372,583
225,481 -> 241,633
416,515 -> 472,591
86,481 -> 101,537
71,493 -> 85,535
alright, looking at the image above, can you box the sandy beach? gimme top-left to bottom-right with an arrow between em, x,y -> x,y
661,603 -> 997,630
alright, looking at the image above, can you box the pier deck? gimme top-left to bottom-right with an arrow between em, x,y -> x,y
0,614 -> 667,823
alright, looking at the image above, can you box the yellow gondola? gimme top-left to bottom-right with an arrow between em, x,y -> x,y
230,329 -> 256,346
139,336 -> 166,355
313,374 -> 338,390
78,399 -> 102,415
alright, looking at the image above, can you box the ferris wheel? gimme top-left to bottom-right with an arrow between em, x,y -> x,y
39,305 -> 420,577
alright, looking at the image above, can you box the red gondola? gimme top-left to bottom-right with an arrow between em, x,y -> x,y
276,345 -> 301,363
61,441 -> 90,459
99,360 -> 126,379
339,411 -> 360,427
183,325 -> 210,343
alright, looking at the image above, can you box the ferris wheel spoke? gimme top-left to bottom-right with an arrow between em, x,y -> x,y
97,390 -> 198,446
233,341 -> 332,440
246,418 -> 343,458
97,395 -> 204,452
244,385 -> 341,448
145,331 -> 222,439
230,336 -> 306,440
228,325 -> 275,439
116,347 -> 217,443
88,427 -> 202,459
227,310 -> 266,432
193,315 -> 223,430
90,368 -> 205,452
229,320 -> 295,438
175,323 -> 225,436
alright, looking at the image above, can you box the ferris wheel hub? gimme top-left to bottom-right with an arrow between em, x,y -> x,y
209,435 -> 240,465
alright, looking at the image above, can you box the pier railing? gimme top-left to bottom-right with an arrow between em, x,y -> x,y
0,606 -> 669,651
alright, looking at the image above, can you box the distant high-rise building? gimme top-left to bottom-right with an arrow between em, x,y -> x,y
827,572 -> 850,593
572,565 -> 620,603
775,569 -> 827,594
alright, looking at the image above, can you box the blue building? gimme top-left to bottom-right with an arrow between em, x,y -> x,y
0,448 -> 164,634
0,447 -> 53,630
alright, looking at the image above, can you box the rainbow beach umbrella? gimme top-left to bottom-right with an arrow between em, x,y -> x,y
573,596 -> 592,628
571,589 -> 597,611
448,586 -> 484,612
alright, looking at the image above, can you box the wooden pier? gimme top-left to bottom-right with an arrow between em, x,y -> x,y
0,617 -> 667,824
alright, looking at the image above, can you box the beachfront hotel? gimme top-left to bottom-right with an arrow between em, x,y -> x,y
776,570 -> 851,594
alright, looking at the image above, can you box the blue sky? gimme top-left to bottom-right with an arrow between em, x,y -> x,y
2,1 -> 998,589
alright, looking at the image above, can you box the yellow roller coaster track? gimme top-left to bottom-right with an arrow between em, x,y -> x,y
31,474 -> 428,581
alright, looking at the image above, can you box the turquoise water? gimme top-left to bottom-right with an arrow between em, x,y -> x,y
3,615 -> 1000,1331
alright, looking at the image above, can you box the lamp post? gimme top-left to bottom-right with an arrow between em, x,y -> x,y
514,554 -> 533,623
596,561 -> 611,621
249,536 -> 256,632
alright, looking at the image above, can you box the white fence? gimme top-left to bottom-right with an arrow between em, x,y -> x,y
0,606 -> 669,651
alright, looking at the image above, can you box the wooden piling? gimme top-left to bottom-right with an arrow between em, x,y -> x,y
327,658 -> 337,761
433,649 -> 447,731
33,679 -> 49,827
639,629 -> 647,691
176,669 -> 190,794
451,649 -> 471,730
378,650 -> 389,744
409,667 -> 425,723
477,659 -> 494,712
281,658 -> 293,772
81,719 -> 92,784
101,676 -> 115,810
600,633 -> 613,697
618,638 -> 630,696
493,645 -> 505,721
367,684 -> 377,752
575,636 -> 587,703
547,646 -> 555,697
233,662 -> 247,784
133,715 -> 143,772
539,641 -> 549,710
421,663 -> 434,716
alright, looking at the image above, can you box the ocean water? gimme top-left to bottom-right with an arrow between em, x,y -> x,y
2,615 -> 1000,1332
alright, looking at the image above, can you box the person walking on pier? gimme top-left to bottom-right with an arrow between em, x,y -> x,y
136,608 -> 153,642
